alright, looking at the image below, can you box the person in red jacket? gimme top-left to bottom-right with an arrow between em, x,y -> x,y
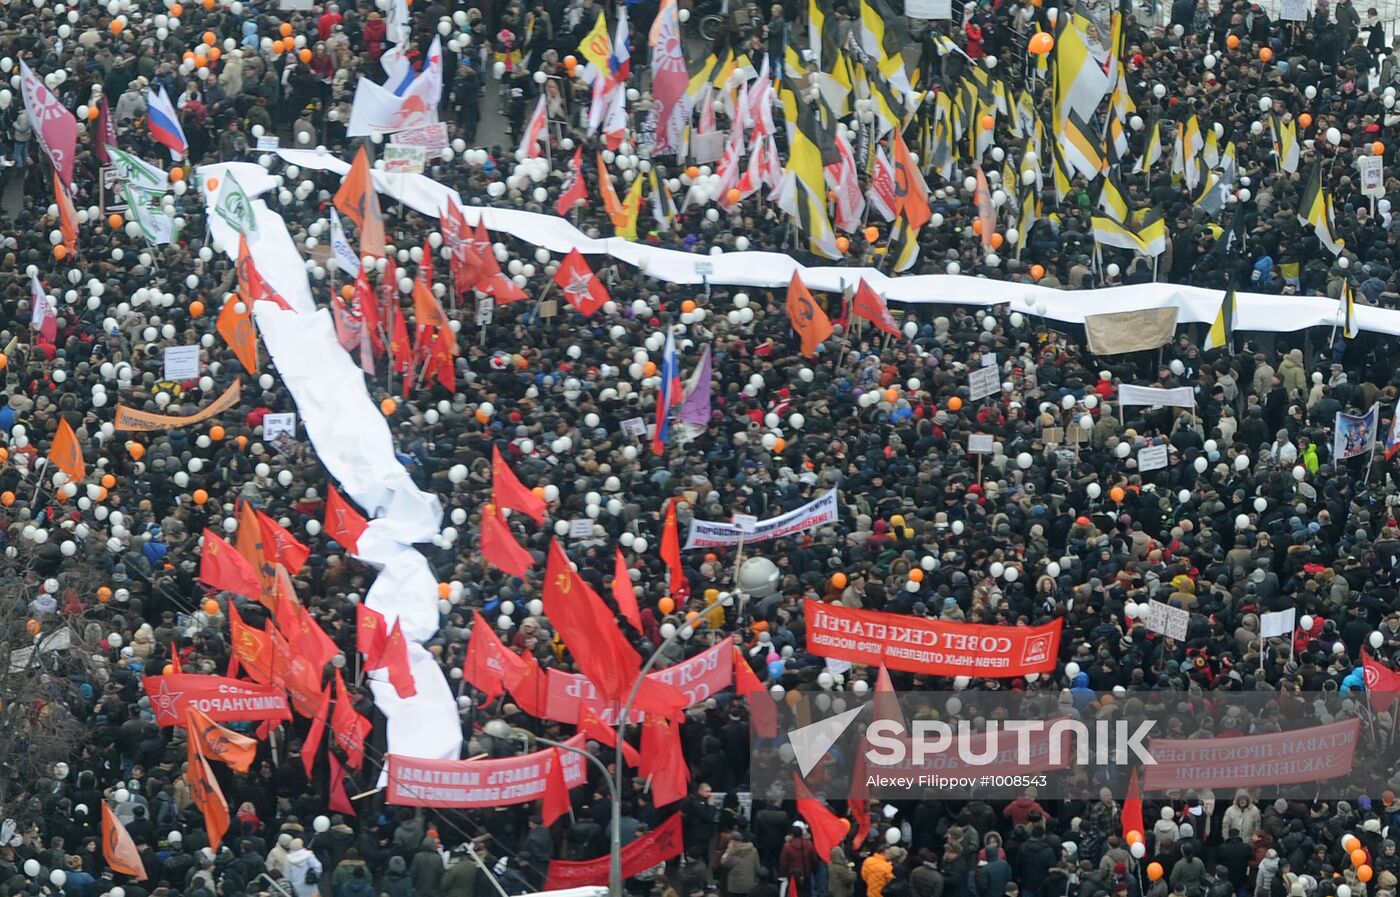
363,11 -> 387,62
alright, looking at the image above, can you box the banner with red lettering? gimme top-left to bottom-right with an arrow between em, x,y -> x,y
1143,718 -> 1361,791
544,813 -> 683,889
385,734 -> 588,807
142,674 -> 293,726
803,600 -> 1062,677
545,636 -> 734,724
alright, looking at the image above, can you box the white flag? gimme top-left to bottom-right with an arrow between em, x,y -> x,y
329,208 -> 361,275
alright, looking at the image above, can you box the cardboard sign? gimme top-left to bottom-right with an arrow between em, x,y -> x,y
1137,443 -> 1169,472
1041,426 -> 1065,445
969,364 -> 1001,401
539,299 -> 558,319
1360,155 -> 1384,198
621,417 -> 648,438
263,412 -> 297,441
162,346 -> 200,380
1066,425 -> 1090,444
1145,600 -> 1190,641
256,136 -> 280,151
568,518 -> 595,538
968,433 -> 995,454
383,145 -> 426,174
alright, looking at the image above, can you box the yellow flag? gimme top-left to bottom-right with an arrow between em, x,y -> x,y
616,175 -> 644,240
578,11 -> 612,75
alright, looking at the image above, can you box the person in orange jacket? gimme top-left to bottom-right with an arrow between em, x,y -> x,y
862,846 -> 896,897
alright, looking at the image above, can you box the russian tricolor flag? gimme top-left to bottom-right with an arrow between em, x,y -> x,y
651,330 -> 682,456
146,86 -> 187,159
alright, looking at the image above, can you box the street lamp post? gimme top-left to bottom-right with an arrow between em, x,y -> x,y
609,592 -> 735,897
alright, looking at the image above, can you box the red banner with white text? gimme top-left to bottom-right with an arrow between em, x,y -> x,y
1143,718 -> 1361,791
385,734 -> 588,807
544,813 -> 683,889
545,636 -> 734,724
142,674 -> 293,726
803,599 -> 1062,677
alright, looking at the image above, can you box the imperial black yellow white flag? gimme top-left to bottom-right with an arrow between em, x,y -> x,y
1204,288 -> 1236,352
1299,163 -> 1343,256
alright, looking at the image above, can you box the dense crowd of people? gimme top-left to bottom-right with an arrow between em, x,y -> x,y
8,3 -> 1400,897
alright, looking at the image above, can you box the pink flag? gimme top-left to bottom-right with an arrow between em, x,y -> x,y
19,61 -> 77,189
95,98 -> 117,165
826,132 -> 866,233
647,0 -> 689,156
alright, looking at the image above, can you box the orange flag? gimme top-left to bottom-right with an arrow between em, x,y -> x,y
217,294 -> 259,374
101,802 -> 147,880
49,417 -> 86,483
412,274 -> 452,334
334,146 -> 386,257
185,731 -> 230,852
55,178 -> 77,255
186,705 -> 257,773
892,130 -> 931,231
236,501 -> 276,609
236,235 -> 293,310
785,272 -> 833,358
598,150 -> 625,220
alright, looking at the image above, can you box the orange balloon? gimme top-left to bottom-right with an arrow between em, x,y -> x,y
991,232 -> 1005,249
203,599 -> 220,615
170,167 -> 185,182
1125,831 -> 1144,845
86,105 -> 99,120
1299,113 -> 1313,128
1343,835 -> 1360,852
1147,864 -> 1164,882
947,396 -> 964,411
169,2 -> 182,14
272,39 -> 285,54
209,425 -> 225,441
189,300 -> 205,317
773,437 -> 786,453
101,474 -> 116,489
203,30 -> 216,44
681,299 -> 697,313
208,47 -> 221,61
279,22 -> 292,36
53,245 -> 67,260
1359,866 -> 1374,883
0,446 -> 7,461
1029,264 -> 1046,280
0,492 -> 13,507
299,48 -> 313,63
237,435 -> 248,450
381,398 -> 398,415
564,55 -> 578,74
1259,47 -> 1273,61
686,166 -> 700,179
437,582 -> 452,598
97,586 -> 112,602
96,487 -> 109,502
865,226 -> 880,243
127,442 -> 145,460
108,214 -> 124,229
193,489 -> 208,505
643,361 -> 658,377
972,218 -> 984,236
1110,486 -> 1126,503
831,572 -> 848,589
884,388 -> 899,403
163,664 -> 175,675
1028,32 -> 1054,54
659,597 -> 676,614
1374,141 -> 1386,155
532,486 -> 547,499
1352,850 -> 1367,868
202,0 -> 214,10
836,235 -> 851,253
980,114 -> 995,131
26,619 -> 40,636
110,19 -> 124,34
0,356 -> 7,373
1227,34 -> 1240,48
910,569 -> 925,583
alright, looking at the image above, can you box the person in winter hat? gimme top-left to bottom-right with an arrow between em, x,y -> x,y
284,838 -> 323,897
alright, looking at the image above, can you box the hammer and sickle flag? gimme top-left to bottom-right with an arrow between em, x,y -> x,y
785,271 -> 833,358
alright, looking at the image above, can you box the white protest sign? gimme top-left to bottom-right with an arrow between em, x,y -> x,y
621,417 -> 648,438
256,136 -> 281,151
568,518 -> 595,538
263,412 -> 297,441
1260,608 -> 1297,638
1146,600 -> 1190,641
732,513 -> 758,533
383,145 -> 426,174
969,364 -> 1001,401
391,123 -> 449,158
476,296 -> 495,326
1138,443 -> 1169,472
1360,155 -> 1384,198
162,345 -> 200,380
968,434 -> 995,454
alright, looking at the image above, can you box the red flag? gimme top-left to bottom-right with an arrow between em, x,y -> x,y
352,267 -> 384,354
228,604 -> 277,684
872,665 -> 904,730
481,505 -> 535,578
553,248 -> 610,316
1364,650 -> 1400,711
169,641 -> 183,674
794,775 -> 852,861
324,485 -> 369,553
237,234 -> 294,310
186,705 -> 258,774
356,603 -> 389,662
734,647 -> 776,737
849,745 -> 870,850
660,499 -> 690,605
1121,766 -> 1145,839
270,628 -> 328,719
493,446 -> 547,524
851,279 -> 902,338
472,223 -> 529,303
274,565 -> 338,667
441,202 -> 483,291
330,670 -> 372,770
891,130 -> 931,231
543,540 -> 643,702
328,752 -> 356,816
639,715 -> 689,807
541,748 -> 573,825
463,609 -> 520,703
556,148 -> 588,216
257,510 -> 310,573
578,702 -> 641,767
101,802 -> 148,880
613,547 -> 642,631
186,734 -> 230,852
199,530 -> 262,599
302,685 -> 333,778
501,646 -> 549,717
368,618 -> 417,698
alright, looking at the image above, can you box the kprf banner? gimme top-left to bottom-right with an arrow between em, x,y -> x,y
683,491 -> 839,549
546,636 -> 734,724
544,813 -> 683,889
803,599 -> 1062,677
385,734 -> 587,807
142,674 -> 292,726
1143,718 -> 1360,791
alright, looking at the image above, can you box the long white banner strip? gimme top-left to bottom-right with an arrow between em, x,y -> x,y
682,490 -> 839,550
1116,384 -> 1197,409
275,148 -> 1391,338
198,163 -> 462,766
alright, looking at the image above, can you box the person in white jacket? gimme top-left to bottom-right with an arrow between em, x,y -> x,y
1223,792 -> 1263,844
284,838 -> 324,897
